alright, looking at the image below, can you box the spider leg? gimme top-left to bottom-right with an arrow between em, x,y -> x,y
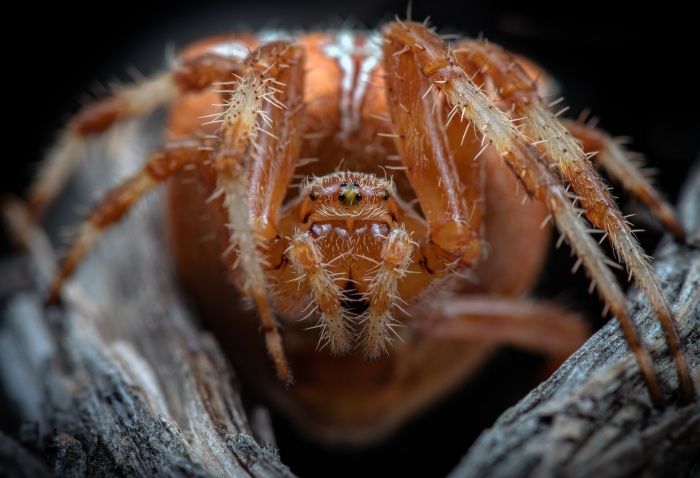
46,137 -> 212,304
452,39 -> 694,403
457,44 -> 685,242
415,295 -> 590,364
382,29 -> 482,276
46,40 -> 303,383
379,26 -> 495,358
209,41 -> 305,384
30,53 -> 248,217
445,85 -> 486,250
381,20 -> 674,406
360,227 -> 414,359
286,232 -> 353,354
30,72 -> 178,216
562,119 -> 684,240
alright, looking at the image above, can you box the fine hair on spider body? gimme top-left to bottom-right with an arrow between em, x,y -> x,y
25,16 -> 694,442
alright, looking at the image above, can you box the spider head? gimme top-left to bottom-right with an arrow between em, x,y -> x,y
298,172 -> 400,231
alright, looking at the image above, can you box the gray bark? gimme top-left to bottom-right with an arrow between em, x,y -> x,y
0,431 -> 52,478
0,245 -> 292,477
450,164 -> 700,478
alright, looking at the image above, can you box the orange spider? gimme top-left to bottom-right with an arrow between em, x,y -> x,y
31,19 -> 694,443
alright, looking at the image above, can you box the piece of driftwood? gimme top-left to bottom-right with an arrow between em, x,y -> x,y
0,122 -> 294,477
450,163 -> 700,478
0,431 -> 52,478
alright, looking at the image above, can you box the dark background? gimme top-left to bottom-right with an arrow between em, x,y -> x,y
3,1 -> 699,477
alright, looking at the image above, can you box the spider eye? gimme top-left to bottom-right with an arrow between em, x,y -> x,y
338,182 -> 361,205
381,191 -> 390,200
309,191 -> 317,201
352,182 -> 360,188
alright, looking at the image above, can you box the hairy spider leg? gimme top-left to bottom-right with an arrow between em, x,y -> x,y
382,41 -> 483,271
41,47 -> 258,303
46,138 -> 213,304
381,20 -> 670,406
384,30 -> 585,369
360,227 -> 414,358
286,232 -> 354,354
206,41 -> 306,384
376,34 -> 490,360
29,47 -> 255,217
455,49 -> 680,240
562,119 -> 684,240
453,39 -> 694,404
416,296 -> 590,364
30,72 -> 178,216
45,40 -> 305,384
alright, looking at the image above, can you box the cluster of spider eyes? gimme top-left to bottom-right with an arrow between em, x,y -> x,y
306,182 -> 391,203
338,182 -> 362,203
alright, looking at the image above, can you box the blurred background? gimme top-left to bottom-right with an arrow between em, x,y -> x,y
3,1 -> 698,476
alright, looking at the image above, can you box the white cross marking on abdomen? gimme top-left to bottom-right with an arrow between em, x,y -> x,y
324,31 -> 382,140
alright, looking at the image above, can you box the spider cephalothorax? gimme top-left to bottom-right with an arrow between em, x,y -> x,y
288,172 -> 411,356
299,172 -> 399,228
31,19 -> 694,441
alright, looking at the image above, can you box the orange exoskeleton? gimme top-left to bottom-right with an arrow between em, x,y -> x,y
30,19 -> 694,442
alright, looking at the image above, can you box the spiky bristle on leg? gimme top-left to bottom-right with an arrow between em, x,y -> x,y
287,232 -> 353,354
361,228 -> 413,359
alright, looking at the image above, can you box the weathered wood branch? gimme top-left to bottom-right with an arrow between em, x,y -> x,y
0,212 -> 293,477
450,163 -> 700,478
0,124 -> 294,477
0,431 -> 51,478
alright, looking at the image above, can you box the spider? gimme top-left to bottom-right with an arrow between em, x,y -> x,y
30,18 -> 694,442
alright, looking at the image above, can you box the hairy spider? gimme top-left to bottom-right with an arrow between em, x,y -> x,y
31,19 -> 694,442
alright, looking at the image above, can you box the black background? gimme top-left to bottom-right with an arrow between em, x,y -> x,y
3,1 -> 699,477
